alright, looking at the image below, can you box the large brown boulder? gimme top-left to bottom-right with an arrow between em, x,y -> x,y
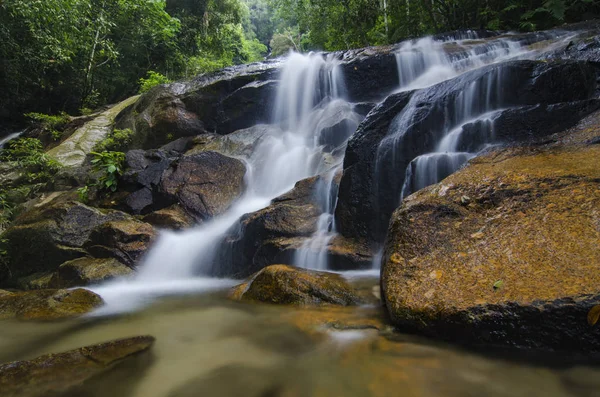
381,116 -> 600,352
0,336 -> 154,397
0,288 -> 103,320
229,265 -> 371,306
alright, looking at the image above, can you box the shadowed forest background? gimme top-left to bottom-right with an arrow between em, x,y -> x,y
1,0 -> 599,123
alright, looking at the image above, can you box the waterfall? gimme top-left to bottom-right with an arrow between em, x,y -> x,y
91,52 -> 353,313
0,131 -> 23,148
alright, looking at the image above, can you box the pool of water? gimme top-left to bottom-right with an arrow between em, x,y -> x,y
1,277 -> 600,397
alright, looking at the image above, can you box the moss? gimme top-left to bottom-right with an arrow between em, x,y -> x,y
0,288 -> 103,320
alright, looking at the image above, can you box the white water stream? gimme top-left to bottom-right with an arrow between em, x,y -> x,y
0,131 -> 22,148
92,31 -> 574,313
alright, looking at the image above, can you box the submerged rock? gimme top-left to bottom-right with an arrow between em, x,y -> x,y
0,288 -> 103,320
230,265 -> 370,306
381,119 -> 600,351
0,336 -> 154,397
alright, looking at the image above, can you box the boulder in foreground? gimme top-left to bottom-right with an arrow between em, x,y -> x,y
0,336 -> 155,397
382,117 -> 600,352
230,264 -> 373,306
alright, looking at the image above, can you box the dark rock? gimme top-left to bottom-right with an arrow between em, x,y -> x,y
335,91 -> 414,241
336,60 -> 599,242
229,264 -> 370,306
216,176 -> 323,277
341,53 -> 400,102
159,152 -> 246,221
85,220 -> 156,267
1,195 -> 129,284
0,336 -> 154,397
50,257 -> 133,288
142,204 -> 194,230
0,288 -> 103,320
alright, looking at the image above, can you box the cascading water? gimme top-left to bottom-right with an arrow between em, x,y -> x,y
0,131 -> 23,148
91,52 -> 354,313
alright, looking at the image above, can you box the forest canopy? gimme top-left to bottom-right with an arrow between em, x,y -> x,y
1,0 -> 599,122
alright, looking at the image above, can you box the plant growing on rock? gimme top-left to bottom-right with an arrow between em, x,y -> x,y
138,71 -> 171,94
0,138 -> 62,183
94,128 -> 134,152
90,151 -> 126,194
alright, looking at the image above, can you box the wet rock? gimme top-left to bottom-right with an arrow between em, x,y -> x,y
0,288 -> 103,320
185,124 -> 277,158
230,265 -> 369,306
327,236 -> 374,271
159,152 -> 246,221
314,100 -> 362,151
216,175 -> 324,277
335,91 -> 414,241
1,195 -> 130,284
16,272 -> 54,290
0,336 -> 154,397
142,204 -> 194,230
381,135 -> 600,351
50,257 -> 133,288
85,220 -> 156,267
116,65 -> 279,147
336,60 -> 600,242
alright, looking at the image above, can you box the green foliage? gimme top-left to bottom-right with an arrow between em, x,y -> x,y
25,112 -> 70,130
77,185 -> 90,203
94,128 -> 135,152
90,151 -> 126,193
0,138 -> 62,183
139,71 -> 171,94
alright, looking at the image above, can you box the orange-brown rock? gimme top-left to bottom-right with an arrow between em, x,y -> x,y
230,265 -> 373,306
382,114 -> 600,352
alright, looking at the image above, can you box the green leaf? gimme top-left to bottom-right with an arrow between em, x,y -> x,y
493,280 -> 504,290
107,164 -> 117,173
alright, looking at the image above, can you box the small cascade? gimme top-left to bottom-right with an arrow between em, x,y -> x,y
393,31 -> 566,92
0,131 -> 22,148
92,52 -> 356,311
294,166 -> 341,270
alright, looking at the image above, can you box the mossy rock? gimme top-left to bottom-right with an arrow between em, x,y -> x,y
50,257 -> 133,288
381,118 -> 600,352
230,265 -> 373,306
0,335 -> 154,397
0,288 -> 103,320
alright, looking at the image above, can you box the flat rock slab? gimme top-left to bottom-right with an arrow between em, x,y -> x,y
382,136 -> 600,351
48,96 -> 139,168
0,336 -> 154,397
